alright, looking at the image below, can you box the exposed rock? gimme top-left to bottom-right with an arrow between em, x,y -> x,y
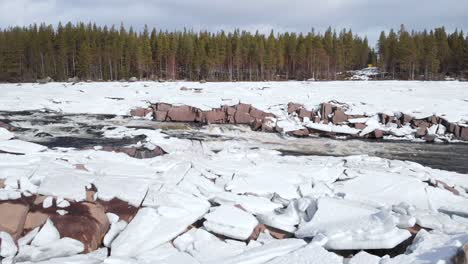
154,110 -> 168,121
354,123 -> 367,130
155,103 -> 173,112
97,198 -> 139,223
412,119 -> 431,129
0,179 -> 4,189
287,129 -> 309,137
166,106 -> 198,122
298,108 -> 313,119
453,244 -> 468,264
379,113 -> 393,124
287,103 -> 303,114
401,114 -> 413,124
0,200 -> 30,240
234,111 -> 254,124
332,110 -> 348,124
373,130 -> 384,139
130,108 -> 152,117
249,108 -> 266,119
236,103 -> 251,113
428,115 -> 439,124
416,127 -> 427,137
424,134 -> 437,142
460,126 -> 468,141
128,77 -> 138,82
203,110 -> 227,124
199,79 -> 207,83
320,103 -> 333,120
50,202 -> 109,252
0,121 -> 14,131
108,145 -> 165,159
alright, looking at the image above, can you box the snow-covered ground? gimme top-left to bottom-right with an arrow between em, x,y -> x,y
1,81 -> 468,122
1,81 -> 468,263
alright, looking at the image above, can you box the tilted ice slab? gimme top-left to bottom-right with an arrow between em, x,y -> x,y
1,81 -> 468,123
203,205 -> 259,240
384,230 -> 468,263
264,243 -> 343,264
0,128 -> 14,141
296,198 -> 411,250
111,205 -> 209,257
205,238 -> 307,264
0,140 -> 47,154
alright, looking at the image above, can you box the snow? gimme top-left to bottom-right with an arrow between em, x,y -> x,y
0,232 -> 18,258
265,243 -> 343,264
0,81 -> 467,123
111,206 -> 208,257
0,140 -> 47,154
0,128 -> 14,141
296,198 -> 412,250
1,81 -> 468,263
203,205 -> 259,240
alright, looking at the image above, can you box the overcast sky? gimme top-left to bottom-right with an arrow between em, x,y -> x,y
0,0 -> 467,46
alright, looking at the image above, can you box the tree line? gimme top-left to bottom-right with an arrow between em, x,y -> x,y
0,22 -> 467,82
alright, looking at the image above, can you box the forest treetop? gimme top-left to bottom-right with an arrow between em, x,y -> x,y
0,22 -> 467,82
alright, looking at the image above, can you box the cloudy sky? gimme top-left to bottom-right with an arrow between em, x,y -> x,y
0,0 -> 467,46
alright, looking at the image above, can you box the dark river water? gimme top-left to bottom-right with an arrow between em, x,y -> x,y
1,111 -> 467,174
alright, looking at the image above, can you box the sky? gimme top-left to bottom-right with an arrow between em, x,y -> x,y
0,0 -> 467,46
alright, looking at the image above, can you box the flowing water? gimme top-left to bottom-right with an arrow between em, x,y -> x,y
2,111 -> 467,174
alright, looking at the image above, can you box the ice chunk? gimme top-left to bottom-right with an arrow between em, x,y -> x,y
0,128 -> 14,141
296,198 -> 411,250
265,243 -> 343,264
111,206 -> 207,257
207,239 -> 307,264
0,232 -> 18,258
31,219 -> 60,247
203,205 -> 259,240
348,251 -> 381,264
0,140 -> 47,154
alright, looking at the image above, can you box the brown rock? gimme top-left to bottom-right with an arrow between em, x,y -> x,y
424,134 -> 437,142
249,108 -> 266,119
287,129 -> 309,137
354,123 -> 367,130
50,202 -> 109,253
373,129 -> 384,139
23,211 -> 48,233
261,118 -> 276,133
453,244 -> 468,264
0,179 -> 4,188
156,103 -> 172,111
401,114 -> 413,124
0,200 -> 30,240
460,127 -> 468,141
166,106 -> 197,122
0,121 -> 14,131
251,119 -> 263,131
249,224 -> 266,240
203,110 -> 226,124
332,110 -> 348,124
97,198 -> 139,223
287,103 -> 303,114
320,103 -> 333,120
265,225 -> 293,239
154,110 -> 168,121
298,108 -> 313,120
379,113 -> 393,124
234,111 -> 254,124
428,115 -> 439,124
313,116 -> 321,123
130,108 -> 152,117
416,127 -> 427,137
412,119 -> 431,129
236,103 -> 251,113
